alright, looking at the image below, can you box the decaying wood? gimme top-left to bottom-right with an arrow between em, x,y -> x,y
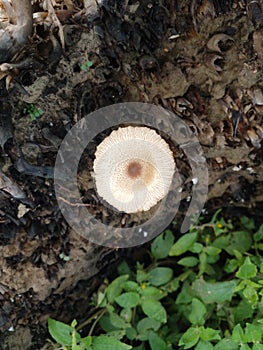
0,0 -> 33,63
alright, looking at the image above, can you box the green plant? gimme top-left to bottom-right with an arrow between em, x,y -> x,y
47,211 -> 263,349
47,318 -> 131,350
23,103 -> 44,120
80,60 -> 93,71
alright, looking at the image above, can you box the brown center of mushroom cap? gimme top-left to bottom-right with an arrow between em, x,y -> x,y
127,161 -> 142,178
124,159 -> 155,185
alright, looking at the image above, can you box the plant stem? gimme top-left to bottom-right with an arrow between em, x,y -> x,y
88,309 -> 106,336
76,309 -> 106,333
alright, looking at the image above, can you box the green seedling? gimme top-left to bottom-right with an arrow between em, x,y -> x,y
23,103 -> 44,120
80,61 -> 93,71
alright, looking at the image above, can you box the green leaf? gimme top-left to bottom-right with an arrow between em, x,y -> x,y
232,324 -> 246,343
115,292 -> 140,308
253,344 -> 263,350
240,216 -> 255,230
106,275 -> 129,303
97,291 -> 107,307
137,317 -> 161,337
140,286 -> 165,300
199,251 -> 207,275
233,249 -> 243,260
243,285 -> 259,306
214,338 -> 239,350
81,335 -> 92,347
213,222 -> 226,236
244,323 -> 262,343
213,236 -> 230,250
234,299 -> 253,323
178,256 -> 199,267
92,335 -> 132,350
176,282 -> 193,304
126,326 -> 137,340
136,270 -> 148,283
133,345 -> 146,350
240,344 -> 251,350
122,281 -> 139,292
224,259 -> 239,273
169,232 -> 198,256
151,230 -> 174,259
100,313 -> 127,334
148,330 -> 166,350
141,299 -> 167,323
109,312 -> 129,329
71,319 -> 77,328
104,330 -> 126,340
99,314 -> 118,332
205,246 -> 221,256
189,242 -> 203,253
179,327 -> 200,349
226,231 -> 252,255
117,260 -> 131,276
120,308 -> 133,323
165,278 -> 180,293
192,277 -> 237,304
253,224 -> 263,242
203,253 -> 216,272
48,318 -> 77,346
148,267 -> 173,286
210,209 -> 222,223
195,340 -> 214,350
80,60 -> 93,71
236,257 -> 257,279
189,298 -> 207,325
200,326 -> 221,341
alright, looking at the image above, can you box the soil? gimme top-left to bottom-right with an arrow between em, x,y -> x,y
0,0 -> 263,349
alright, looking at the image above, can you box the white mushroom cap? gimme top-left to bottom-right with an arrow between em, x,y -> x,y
93,126 -> 175,213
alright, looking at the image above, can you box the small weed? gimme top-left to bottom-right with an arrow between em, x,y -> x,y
23,103 -> 44,120
80,61 -> 93,71
47,212 -> 263,350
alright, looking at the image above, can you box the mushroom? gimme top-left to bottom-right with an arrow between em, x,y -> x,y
93,126 -> 175,213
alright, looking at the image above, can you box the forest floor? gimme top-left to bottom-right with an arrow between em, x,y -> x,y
0,0 -> 262,349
